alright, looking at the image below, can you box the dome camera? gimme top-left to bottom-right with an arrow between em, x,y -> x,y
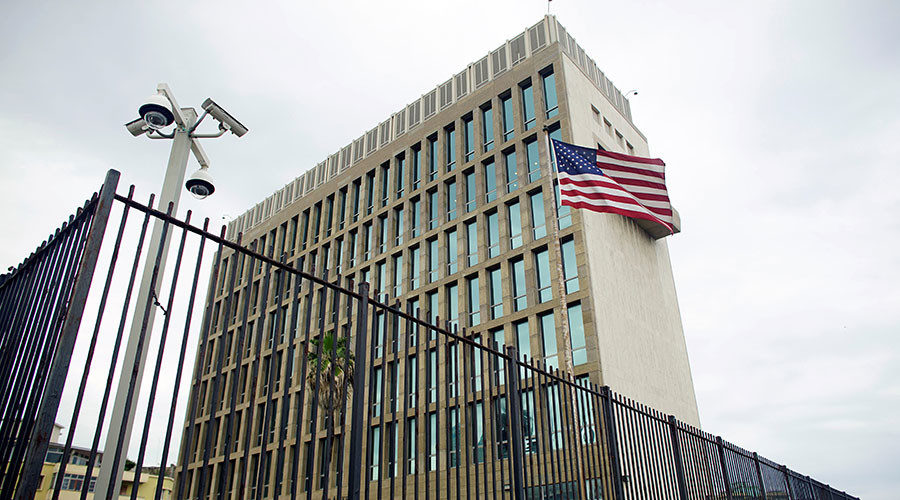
139,93 -> 175,130
185,166 -> 215,199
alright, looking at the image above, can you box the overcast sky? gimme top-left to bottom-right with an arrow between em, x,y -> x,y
2,1 -> 898,498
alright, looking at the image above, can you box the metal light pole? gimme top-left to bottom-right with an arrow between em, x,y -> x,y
93,84 -> 247,499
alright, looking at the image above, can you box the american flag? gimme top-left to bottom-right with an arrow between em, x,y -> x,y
551,138 -> 674,234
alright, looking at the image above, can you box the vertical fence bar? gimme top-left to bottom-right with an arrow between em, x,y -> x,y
13,170 -> 118,499
781,465 -> 795,500
668,416 -> 689,500
347,282 -> 371,499
503,346 -> 526,500
600,386 -> 625,500
716,436 -> 734,500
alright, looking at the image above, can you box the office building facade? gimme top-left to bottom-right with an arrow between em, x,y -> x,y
181,15 -> 698,498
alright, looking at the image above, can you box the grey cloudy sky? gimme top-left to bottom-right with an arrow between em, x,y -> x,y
2,0 -> 898,498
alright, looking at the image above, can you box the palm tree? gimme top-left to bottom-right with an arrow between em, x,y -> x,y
306,331 -> 354,488
306,332 -> 355,417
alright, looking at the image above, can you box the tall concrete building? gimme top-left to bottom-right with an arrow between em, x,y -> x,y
181,15 -> 698,498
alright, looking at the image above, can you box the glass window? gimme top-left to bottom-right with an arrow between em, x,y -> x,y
427,350 -> 437,405
428,238 -> 439,283
489,266 -> 503,320
427,292 -> 438,337
370,426 -> 381,480
482,106 -> 494,152
412,146 -> 422,190
446,229 -> 458,275
465,220 -> 478,266
337,189 -> 346,230
380,165 -> 390,208
487,211 -> 500,259
484,160 -> 497,203
351,181 -> 361,222
568,302 -> 587,365
473,402 -> 485,463
505,151 -> 518,193
542,70 -> 558,118
428,136 -> 439,181
508,201 -> 522,249
288,216 -> 298,256
324,196 -> 333,237
409,246 -> 420,291
448,407 -> 459,467
464,117 -> 475,162
492,327 -> 505,384
561,238 -> 579,293
511,258 -> 526,312
312,203 -> 321,244
406,416 -> 417,474
376,261 -> 387,301
363,223 -> 372,260
467,275 -> 480,327
394,207 -> 404,246
445,126 -> 456,171
530,191 -> 546,240
501,95 -> 514,141
526,139 -> 540,183
334,237 -> 343,275
428,412 -> 438,470
393,254 -> 403,297
535,249 -> 552,303
410,198 -> 421,238
395,155 -> 405,199
428,190 -> 439,230
446,180 -> 457,221
447,283 -> 458,328
464,171 -> 476,212
514,320 -> 530,358
379,215 -> 388,254
348,231 -> 357,267
495,396 -> 509,459
372,368 -> 383,417
521,81 -> 536,131
539,311 -> 557,369
366,171 -> 375,215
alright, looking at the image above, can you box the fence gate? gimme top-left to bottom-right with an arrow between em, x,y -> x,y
0,170 -> 858,500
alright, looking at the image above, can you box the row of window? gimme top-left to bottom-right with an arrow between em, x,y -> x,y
226,67 -> 559,278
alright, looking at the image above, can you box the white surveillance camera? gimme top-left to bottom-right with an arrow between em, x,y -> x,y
201,98 -> 248,137
186,166 -> 215,199
139,93 -> 175,130
125,117 -> 149,137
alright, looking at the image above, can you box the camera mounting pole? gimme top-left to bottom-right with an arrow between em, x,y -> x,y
95,83 -> 246,499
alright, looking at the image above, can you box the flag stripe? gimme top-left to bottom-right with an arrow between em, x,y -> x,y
552,138 -> 674,235
596,161 -> 667,180
562,200 -> 674,231
560,187 -> 673,214
559,174 -> 671,203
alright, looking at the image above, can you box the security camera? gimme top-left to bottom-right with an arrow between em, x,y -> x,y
125,117 -> 149,137
139,93 -> 175,130
185,166 -> 215,199
201,98 -> 248,137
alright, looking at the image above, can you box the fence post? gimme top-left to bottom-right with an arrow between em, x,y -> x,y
667,415 -> 689,500
14,170 -> 119,500
347,282 -> 370,500
780,465 -> 795,500
504,346 -> 527,500
716,436 -> 733,500
752,452 -> 767,498
600,386 -> 626,500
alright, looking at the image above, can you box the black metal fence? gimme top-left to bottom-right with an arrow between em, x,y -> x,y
0,170 -> 857,500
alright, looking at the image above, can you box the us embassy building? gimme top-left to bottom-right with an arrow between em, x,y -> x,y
179,15 -> 699,499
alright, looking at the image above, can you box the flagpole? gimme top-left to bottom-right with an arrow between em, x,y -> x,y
543,127 -> 574,376
544,127 -> 589,500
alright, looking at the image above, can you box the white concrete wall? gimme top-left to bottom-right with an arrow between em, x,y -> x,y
560,54 -> 701,426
